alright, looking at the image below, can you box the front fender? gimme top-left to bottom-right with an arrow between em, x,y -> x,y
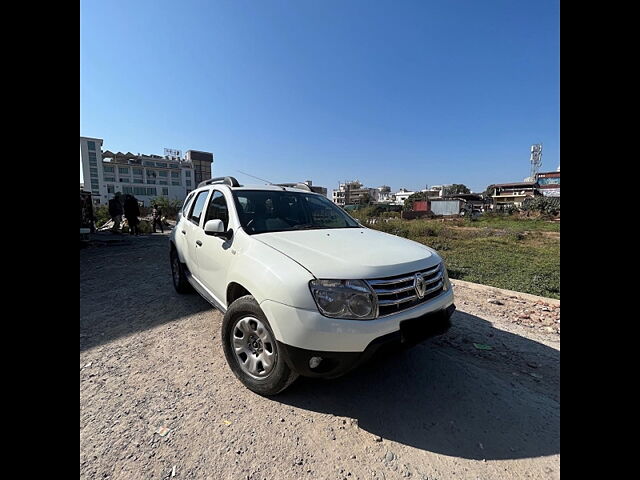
226,233 -> 317,311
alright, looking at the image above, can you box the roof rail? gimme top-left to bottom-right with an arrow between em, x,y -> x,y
293,183 -> 312,192
198,176 -> 240,188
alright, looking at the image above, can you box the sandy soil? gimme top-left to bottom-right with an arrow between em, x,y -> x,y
80,232 -> 559,480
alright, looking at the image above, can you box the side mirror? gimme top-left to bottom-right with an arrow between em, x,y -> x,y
204,219 -> 233,240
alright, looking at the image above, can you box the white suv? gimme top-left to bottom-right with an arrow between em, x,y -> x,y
170,177 -> 455,395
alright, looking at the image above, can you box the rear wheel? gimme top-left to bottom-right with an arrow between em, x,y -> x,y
170,248 -> 192,293
222,295 -> 298,395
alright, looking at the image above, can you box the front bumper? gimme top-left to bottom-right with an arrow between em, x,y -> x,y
260,287 -> 454,352
277,304 -> 455,378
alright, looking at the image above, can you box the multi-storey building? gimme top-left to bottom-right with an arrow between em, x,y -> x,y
332,180 -> 359,206
185,150 -> 214,186
535,170 -> 560,197
80,137 -> 213,206
332,181 -> 379,206
486,181 -> 540,209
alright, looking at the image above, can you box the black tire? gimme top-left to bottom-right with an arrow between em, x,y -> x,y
222,295 -> 298,395
170,248 -> 192,293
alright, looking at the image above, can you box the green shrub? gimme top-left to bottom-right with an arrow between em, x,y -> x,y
94,205 -> 110,227
149,196 -> 182,219
522,196 -> 560,216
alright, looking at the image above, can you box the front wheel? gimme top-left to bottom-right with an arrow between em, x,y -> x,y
222,295 -> 298,395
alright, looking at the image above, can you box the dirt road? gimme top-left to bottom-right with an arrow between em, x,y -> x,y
80,233 -> 559,480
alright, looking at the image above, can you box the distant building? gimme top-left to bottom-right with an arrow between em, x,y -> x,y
424,188 -> 443,198
332,181 -> 378,206
185,150 -> 214,187
486,181 -> 540,209
390,185 -> 446,206
401,192 -> 489,216
376,186 -> 393,203
80,136 -> 212,206
412,200 -> 429,212
332,180 -> 358,206
535,171 -> 560,197
430,198 -> 464,216
441,193 -> 489,212
276,180 -> 328,196
392,188 -> 417,206
429,185 -> 452,197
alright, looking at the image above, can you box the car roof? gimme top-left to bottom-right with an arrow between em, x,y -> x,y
198,183 -> 320,194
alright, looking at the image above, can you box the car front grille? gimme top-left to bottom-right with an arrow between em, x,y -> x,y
367,263 -> 444,317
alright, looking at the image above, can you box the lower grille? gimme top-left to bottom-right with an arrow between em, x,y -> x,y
367,263 -> 444,317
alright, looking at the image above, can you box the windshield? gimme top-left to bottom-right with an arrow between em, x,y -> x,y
232,190 -> 361,234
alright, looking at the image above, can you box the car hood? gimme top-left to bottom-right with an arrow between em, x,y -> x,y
254,227 -> 440,279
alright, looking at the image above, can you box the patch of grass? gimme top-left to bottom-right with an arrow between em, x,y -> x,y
441,236 -> 560,299
364,217 -> 560,299
462,215 -> 560,233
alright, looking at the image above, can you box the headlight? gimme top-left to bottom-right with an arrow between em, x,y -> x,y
309,279 -> 378,320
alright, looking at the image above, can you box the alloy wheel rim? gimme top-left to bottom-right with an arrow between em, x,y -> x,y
232,316 -> 276,378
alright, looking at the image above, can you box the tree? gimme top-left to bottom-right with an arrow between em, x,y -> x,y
94,205 -> 110,227
443,184 -> 471,196
359,192 -> 372,205
522,196 -> 560,216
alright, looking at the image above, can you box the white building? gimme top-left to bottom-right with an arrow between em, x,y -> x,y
376,186 -> 393,203
332,181 -> 379,206
429,185 -> 451,197
80,136 -> 213,206
390,186 -> 445,206
392,188 -> 417,206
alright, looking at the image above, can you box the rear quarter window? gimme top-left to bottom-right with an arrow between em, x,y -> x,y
182,192 -> 196,215
188,191 -> 210,226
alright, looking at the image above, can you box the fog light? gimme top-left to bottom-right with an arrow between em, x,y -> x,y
309,356 -> 323,369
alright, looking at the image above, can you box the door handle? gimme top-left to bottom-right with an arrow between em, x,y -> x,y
196,240 -> 203,247
181,230 -> 186,235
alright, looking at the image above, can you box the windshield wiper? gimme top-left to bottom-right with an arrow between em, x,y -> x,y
288,224 -> 330,230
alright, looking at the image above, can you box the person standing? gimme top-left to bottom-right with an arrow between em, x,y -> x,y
124,194 -> 141,236
151,203 -> 164,233
108,192 -> 123,233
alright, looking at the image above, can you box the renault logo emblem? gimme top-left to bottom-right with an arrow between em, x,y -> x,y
414,273 -> 427,299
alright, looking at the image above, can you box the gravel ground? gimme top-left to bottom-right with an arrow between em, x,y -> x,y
80,232 -> 559,480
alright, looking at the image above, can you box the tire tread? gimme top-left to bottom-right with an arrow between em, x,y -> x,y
222,295 -> 298,395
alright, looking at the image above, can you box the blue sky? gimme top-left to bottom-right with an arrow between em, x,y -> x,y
80,0 -> 559,193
